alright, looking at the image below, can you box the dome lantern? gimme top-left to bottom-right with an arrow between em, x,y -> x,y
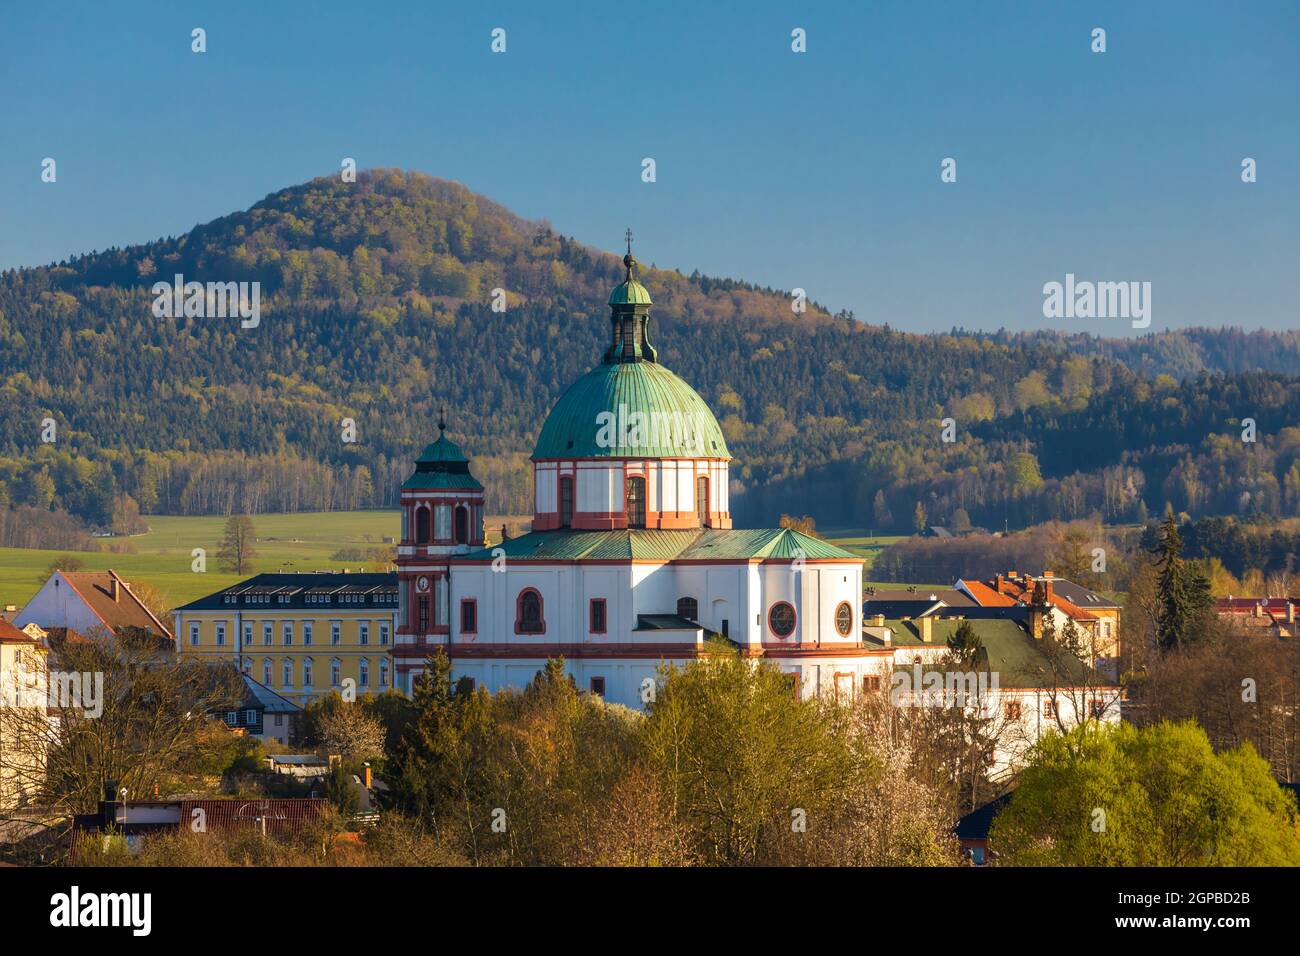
604,228 -> 657,364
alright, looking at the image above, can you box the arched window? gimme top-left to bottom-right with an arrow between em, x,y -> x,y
415,506 -> 430,544
263,659 -> 272,686
515,589 -> 545,634
282,658 -> 294,689
559,476 -> 574,528
330,658 -> 342,687
302,657 -> 314,688
625,476 -> 646,528
677,597 -> 699,621
835,601 -> 853,637
696,475 -> 709,525
359,658 -> 370,688
768,601 -> 796,639
454,505 -> 469,544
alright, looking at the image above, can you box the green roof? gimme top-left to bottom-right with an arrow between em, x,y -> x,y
417,433 -> 468,464
883,617 -> 1105,688
458,528 -> 858,563
532,361 -> 730,459
403,427 -> 482,490
401,470 -> 483,491
609,278 -> 652,305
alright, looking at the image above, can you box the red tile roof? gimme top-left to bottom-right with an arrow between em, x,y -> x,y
58,570 -> 172,639
957,580 -> 1018,607
0,618 -> 38,644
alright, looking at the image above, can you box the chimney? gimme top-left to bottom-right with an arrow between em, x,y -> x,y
363,763 -> 373,789
1044,580 -> 1054,604
995,574 -> 1005,593
1288,602 -> 1296,625
1043,570 -> 1054,579
108,578 -> 119,602
870,614 -> 885,627
919,616 -> 932,643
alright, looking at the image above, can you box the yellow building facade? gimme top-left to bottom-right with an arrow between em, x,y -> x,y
173,573 -> 397,707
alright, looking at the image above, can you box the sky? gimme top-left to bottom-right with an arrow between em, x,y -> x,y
1,0 -> 1297,335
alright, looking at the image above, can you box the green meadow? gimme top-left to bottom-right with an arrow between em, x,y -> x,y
0,511 -> 402,611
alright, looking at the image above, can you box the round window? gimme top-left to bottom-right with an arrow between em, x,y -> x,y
768,602 -> 796,638
835,601 -> 853,637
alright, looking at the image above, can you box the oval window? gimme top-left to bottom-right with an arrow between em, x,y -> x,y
768,602 -> 796,638
835,601 -> 853,637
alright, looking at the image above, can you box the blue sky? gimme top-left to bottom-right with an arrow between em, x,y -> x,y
2,0 -> 1296,334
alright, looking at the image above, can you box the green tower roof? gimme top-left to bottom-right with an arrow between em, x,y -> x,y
416,432 -> 468,464
403,414 -> 483,490
608,277 -> 652,305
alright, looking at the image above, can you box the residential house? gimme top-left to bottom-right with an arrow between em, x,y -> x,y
1215,597 -> 1297,639
956,570 -> 1122,672
15,569 -> 172,643
214,671 -> 303,746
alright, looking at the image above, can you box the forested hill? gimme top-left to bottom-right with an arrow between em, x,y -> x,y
960,327 -> 1300,381
1,169 -> 1298,535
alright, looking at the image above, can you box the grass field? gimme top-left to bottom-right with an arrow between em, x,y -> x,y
0,517 -> 919,616
823,532 -> 905,577
0,511 -> 409,611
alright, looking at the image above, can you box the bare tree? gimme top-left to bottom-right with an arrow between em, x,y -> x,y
216,514 -> 258,575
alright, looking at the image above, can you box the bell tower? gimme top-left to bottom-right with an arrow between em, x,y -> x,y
393,410 -> 485,692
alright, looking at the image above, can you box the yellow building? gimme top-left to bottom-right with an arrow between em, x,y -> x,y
173,573 -> 398,707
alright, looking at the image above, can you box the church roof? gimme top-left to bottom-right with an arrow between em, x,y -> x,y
532,361 -> 730,459
456,527 -> 858,562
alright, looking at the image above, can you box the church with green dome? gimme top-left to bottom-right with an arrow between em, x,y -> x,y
392,241 -> 880,707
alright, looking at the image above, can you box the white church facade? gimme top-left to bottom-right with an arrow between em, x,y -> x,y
392,248 -> 886,708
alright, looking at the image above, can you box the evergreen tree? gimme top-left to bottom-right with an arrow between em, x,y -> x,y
946,619 -> 985,667
1150,506 -> 1212,650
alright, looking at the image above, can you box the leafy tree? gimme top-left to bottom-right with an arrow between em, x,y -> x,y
640,653 -> 858,864
989,721 -> 1300,866
216,514 -> 257,575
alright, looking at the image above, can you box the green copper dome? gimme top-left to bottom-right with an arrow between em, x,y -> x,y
609,277 -> 652,305
416,432 -> 467,464
532,361 -> 730,460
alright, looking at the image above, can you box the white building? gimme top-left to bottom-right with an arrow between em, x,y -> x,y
393,249 -> 878,707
